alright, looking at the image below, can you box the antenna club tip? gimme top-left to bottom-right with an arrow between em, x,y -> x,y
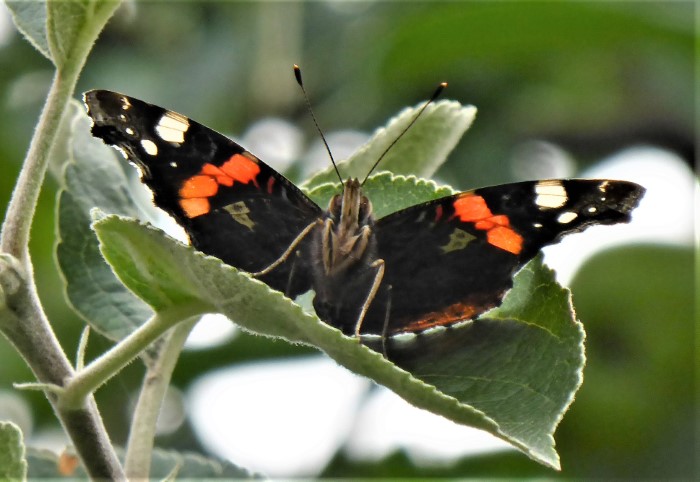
293,65 -> 303,85
430,82 -> 448,101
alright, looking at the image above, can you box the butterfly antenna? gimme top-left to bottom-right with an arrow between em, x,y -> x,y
361,82 -> 447,186
294,65 -> 344,184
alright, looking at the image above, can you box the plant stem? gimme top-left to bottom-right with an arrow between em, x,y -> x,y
0,71 -> 68,263
124,318 -> 198,479
0,255 -> 124,480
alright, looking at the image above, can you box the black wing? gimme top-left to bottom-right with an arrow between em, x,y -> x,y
85,90 -> 323,296
361,179 -> 644,334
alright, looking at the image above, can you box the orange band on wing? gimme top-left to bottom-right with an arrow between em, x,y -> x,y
179,175 -> 219,198
453,193 -> 523,255
453,194 -> 492,221
220,154 -> 261,186
179,198 -> 210,218
487,225 -> 523,255
178,153 -> 261,218
394,301 -> 488,333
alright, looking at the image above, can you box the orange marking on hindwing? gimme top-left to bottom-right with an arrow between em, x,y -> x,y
396,301 -> 490,333
452,193 -> 523,255
177,153 -> 261,218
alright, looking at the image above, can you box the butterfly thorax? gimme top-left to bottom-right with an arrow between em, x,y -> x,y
309,178 -> 382,334
318,178 -> 376,277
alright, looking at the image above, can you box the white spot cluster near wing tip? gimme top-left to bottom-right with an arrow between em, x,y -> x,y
141,139 -> 158,156
156,111 -> 190,144
534,180 -> 568,209
120,96 -> 131,110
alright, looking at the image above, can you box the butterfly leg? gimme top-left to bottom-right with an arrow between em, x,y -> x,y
353,259 -> 385,337
380,284 -> 393,358
284,252 -> 300,296
252,220 -> 321,278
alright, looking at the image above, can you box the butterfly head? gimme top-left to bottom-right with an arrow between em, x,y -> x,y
328,178 -> 373,233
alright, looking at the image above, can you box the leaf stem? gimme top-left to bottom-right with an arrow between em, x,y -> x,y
61,305 -> 204,410
124,318 -> 198,479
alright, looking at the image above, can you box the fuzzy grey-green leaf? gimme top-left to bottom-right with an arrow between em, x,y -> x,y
0,421 -> 27,480
93,212 -> 583,470
56,107 -> 153,343
46,0 -> 121,69
304,100 -> 476,188
5,1 -> 51,61
386,257 -> 584,469
306,172 -> 455,218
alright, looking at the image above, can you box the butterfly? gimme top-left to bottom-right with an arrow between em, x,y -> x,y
84,86 -> 644,338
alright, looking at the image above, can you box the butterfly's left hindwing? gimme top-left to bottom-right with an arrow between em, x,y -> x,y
85,90 -> 322,296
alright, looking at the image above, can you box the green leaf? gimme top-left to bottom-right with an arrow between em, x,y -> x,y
0,421 -> 27,480
93,210 -> 582,470
306,172 -> 455,218
382,257 -> 584,469
5,1 -> 51,61
46,0 -> 121,70
303,100 -> 476,188
56,106 -> 153,343
7,0 -> 121,68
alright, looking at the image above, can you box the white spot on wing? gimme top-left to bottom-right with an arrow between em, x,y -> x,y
557,211 -> 578,224
535,180 -> 567,209
156,110 -> 190,144
141,139 -> 158,156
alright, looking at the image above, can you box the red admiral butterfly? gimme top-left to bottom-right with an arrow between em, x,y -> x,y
84,83 -> 644,338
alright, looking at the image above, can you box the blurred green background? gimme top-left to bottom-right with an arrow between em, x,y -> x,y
0,1 -> 695,478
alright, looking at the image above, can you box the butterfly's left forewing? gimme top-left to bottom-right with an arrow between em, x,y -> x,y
362,179 -> 644,334
85,90 -> 323,296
